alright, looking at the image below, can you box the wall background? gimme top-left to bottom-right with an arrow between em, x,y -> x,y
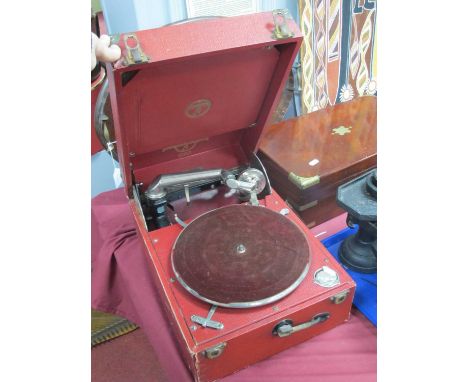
99,0 -> 299,34
297,0 -> 376,114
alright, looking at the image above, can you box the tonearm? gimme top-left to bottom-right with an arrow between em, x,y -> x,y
146,167 -> 266,203
145,168 -> 236,201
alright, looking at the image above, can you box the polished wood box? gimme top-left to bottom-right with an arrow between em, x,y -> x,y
259,96 -> 377,227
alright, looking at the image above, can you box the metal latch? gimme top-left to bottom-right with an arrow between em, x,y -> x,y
272,9 -> 294,39
123,34 -> 149,66
203,342 -> 226,359
331,290 -> 350,304
272,312 -> 329,337
191,305 -> 224,330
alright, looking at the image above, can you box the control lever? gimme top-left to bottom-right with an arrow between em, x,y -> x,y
191,305 -> 224,330
225,178 -> 256,192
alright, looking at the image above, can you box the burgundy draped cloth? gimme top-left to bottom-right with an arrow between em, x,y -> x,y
92,188 -> 376,382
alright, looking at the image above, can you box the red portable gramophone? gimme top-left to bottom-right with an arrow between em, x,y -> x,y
106,10 -> 355,382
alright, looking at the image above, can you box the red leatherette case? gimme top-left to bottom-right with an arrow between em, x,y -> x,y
106,12 -> 355,382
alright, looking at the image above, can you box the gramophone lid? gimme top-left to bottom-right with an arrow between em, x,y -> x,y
105,12 -> 302,197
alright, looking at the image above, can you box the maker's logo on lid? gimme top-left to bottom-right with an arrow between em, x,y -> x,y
185,99 -> 211,119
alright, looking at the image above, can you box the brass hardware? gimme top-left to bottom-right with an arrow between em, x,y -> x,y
331,290 -> 350,304
332,126 -> 352,136
123,34 -> 149,66
272,9 -> 294,39
288,172 -> 320,190
203,342 -> 226,359
272,312 -> 329,337
293,199 -> 318,212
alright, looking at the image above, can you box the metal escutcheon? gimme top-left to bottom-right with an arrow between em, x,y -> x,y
272,312 -> 330,337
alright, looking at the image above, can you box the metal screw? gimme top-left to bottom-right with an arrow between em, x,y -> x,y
272,305 -> 279,312
153,239 -> 158,243
190,325 -> 197,331
129,152 -> 136,157
169,278 -> 175,283
236,244 -> 247,254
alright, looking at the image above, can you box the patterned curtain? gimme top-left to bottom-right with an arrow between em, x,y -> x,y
298,0 -> 377,113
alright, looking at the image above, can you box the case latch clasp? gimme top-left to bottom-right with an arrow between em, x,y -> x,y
123,34 -> 149,66
272,9 -> 294,39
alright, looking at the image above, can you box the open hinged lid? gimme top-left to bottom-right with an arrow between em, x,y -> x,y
106,10 -> 302,198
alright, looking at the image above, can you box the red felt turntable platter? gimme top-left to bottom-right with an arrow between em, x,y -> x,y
172,205 -> 310,308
